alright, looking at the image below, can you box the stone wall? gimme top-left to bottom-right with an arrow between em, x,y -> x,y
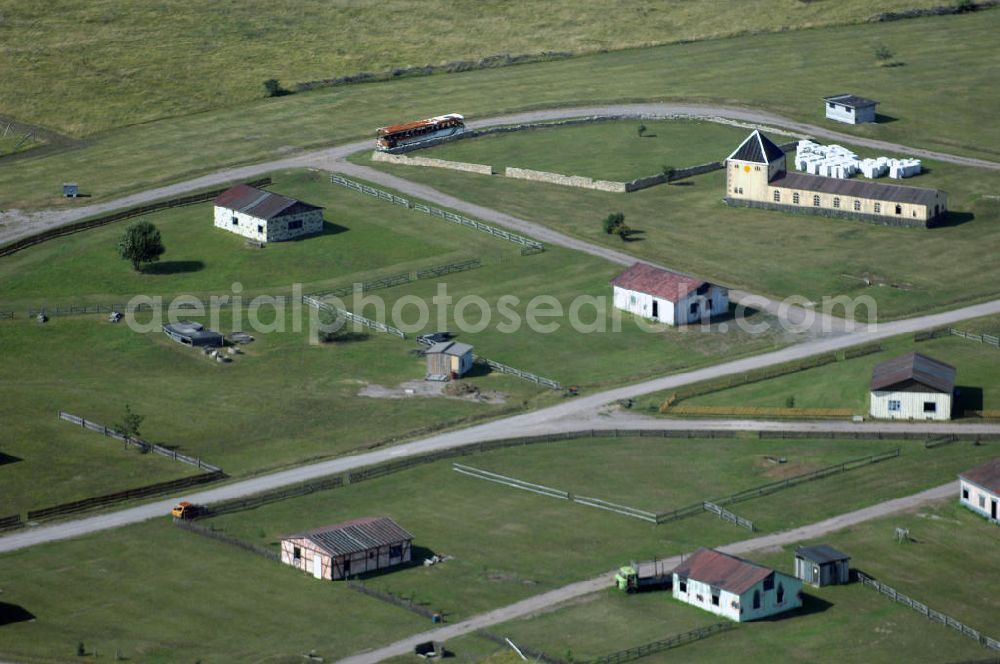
371,150 -> 494,175
504,167 -> 627,193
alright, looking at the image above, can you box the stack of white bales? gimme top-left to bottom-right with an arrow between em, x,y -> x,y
795,140 -> 921,179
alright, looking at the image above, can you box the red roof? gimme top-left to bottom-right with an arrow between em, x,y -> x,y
611,263 -> 709,303
378,118 -> 436,135
214,184 -> 321,221
961,458 -> 1000,493
673,548 -> 774,595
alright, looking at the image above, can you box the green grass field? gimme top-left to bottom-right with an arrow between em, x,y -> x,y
417,119 -> 766,181
0,169 -> 510,308
0,1 -> 953,138
3,434 -> 995,662
363,127 -> 1000,322
665,315 -> 1000,414
0,415 -> 201,516
2,11 -> 1000,211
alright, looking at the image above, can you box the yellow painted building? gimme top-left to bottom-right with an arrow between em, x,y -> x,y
725,131 -> 947,228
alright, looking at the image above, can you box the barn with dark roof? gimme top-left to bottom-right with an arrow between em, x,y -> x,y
672,548 -> 802,621
610,262 -> 728,326
280,516 -> 413,580
869,352 -> 955,421
959,458 -> 1000,523
724,130 -> 947,228
213,184 -> 324,243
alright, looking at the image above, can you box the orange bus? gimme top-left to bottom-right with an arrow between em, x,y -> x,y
376,113 -> 465,151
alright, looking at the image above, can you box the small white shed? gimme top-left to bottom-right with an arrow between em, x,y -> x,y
959,459 -> 1000,523
823,94 -> 878,124
611,263 -> 728,326
869,352 -> 955,421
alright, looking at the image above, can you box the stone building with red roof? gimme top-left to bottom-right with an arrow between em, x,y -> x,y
213,184 -> 324,243
672,548 -> 802,621
611,262 -> 728,326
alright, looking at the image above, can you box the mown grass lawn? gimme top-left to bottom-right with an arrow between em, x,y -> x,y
0,0 -> 955,138
363,134 -> 1000,322
415,119 -> 767,181
0,519 -> 428,664
2,434 -> 993,663
662,315 -> 1000,414
0,169 -> 513,309
481,567 -> 988,664
2,11 -> 999,211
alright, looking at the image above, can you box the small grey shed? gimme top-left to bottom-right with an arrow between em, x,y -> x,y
63,183 -> 79,198
425,341 -> 474,381
795,545 -> 850,587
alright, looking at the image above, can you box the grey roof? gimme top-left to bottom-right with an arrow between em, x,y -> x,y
796,544 -> 850,565
824,94 -> 879,109
426,340 -> 473,357
770,171 -> 942,207
162,321 -> 224,343
214,184 -> 322,221
960,458 -> 1000,493
727,130 -> 786,164
870,352 -> 956,393
288,517 -> 412,557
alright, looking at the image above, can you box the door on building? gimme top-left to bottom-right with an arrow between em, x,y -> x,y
651,301 -> 659,319
992,500 -> 997,521
313,554 -> 323,579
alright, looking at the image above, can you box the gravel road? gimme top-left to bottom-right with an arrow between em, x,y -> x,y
335,481 -> 956,664
3,102 -> 997,245
3,290 -> 999,555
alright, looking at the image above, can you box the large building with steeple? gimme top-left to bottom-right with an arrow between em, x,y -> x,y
724,130 -> 947,228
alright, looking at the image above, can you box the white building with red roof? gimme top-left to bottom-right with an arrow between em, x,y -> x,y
213,184 -> 324,243
672,548 -> 802,622
611,262 -> 728,326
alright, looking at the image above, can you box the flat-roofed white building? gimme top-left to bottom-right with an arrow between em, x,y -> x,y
611,263 -> 728,326
824,94 -> 878,124
869,352 -> 955,421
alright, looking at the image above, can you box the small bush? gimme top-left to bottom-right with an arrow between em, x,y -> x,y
874,44 -> 894,62
263,78 -> 290,97
76,642 -> 85,657
603,212 -> 625,234
786,395 -> 796,408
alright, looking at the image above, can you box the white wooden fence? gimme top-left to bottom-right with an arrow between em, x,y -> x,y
301,295 -> 406,338
58,411 -> 222,473
703,501 -> 755,531
950,328 -> 1000,348
329,174 -> 544,252
857,572 -> 1000,650
452,463 -> 568,500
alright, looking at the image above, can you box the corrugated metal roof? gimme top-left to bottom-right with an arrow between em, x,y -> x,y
824,94 -> 879,108
377,114 -> 464,136
611,262 -> 713,303
287,517 -> 412,557
961,458 -> 1000,493
426,341 -> 473,357
870,352 -> 956,393
673,548 -> 773,595
214,184 -> 322,221
771,171 -> 941,207
727,130 -> 786,164
796,544 -> 850,565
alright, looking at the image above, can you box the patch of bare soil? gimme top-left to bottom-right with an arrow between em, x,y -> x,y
753,456 -> 822,480
358,380 -> 507,404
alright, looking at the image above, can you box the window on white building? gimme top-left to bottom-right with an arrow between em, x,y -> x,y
679,580 -> 687,593
924,402 -> 937,413
895,204 -> 902,215
257,224 -> 264,233
293,546 -> 301,561
813,195 -> 820,207
874,202 -> 881,214
231,216 -> 238,226
888,400 -> 901,412
962,488 -> 969,500
854,200 -> 861,211
833,197 -> 841,209
711,593 -> 720,606
793,192 -> 800,204
980,495 -> 987,509
390,544 -> 403,558
773,190 -> 781,202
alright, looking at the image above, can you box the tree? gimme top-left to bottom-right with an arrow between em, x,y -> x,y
661,164 -> 676,181
636,123 -> 646,138
263,78 -> 288,97
603,212 -> 625,234
874,44 -> 894,62
114,404 -> 145,448
118,221 -> 164,271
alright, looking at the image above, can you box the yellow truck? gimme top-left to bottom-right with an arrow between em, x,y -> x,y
170,501 -> 203,519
